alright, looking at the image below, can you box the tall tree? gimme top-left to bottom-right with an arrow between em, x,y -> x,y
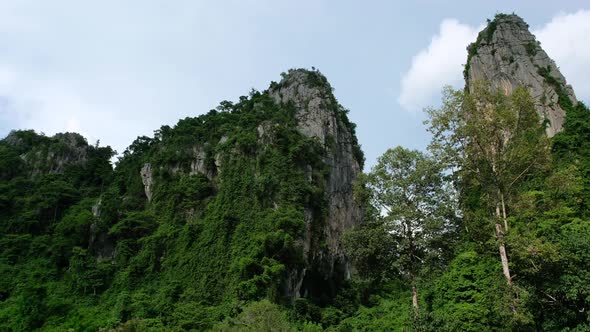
426,82 -> 549,288
360,146 -> 457,314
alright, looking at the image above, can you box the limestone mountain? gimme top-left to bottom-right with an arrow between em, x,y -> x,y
268,70 -> 363,298
2,13 -> 590,331
134,69 -> 363,301
0,68 -> 364,330
465,13 -> 577,136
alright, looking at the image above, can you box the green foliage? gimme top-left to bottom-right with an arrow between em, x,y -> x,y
552,102 -> 590,213
333,284 -> 413,332
427,83 -> 549,235
424,81 -> 590,330
537,65 -> 575,111
339,69 -> 590,331
429,251 -> 514,331
525,40 -> 540,56
211,300 -> 294,332
66,247 -> 113,295
346,147 -> 458,296
484,17 -> 498,44
341,147 -> 460,330
3,64 -> 590,331
343,221 -> 397,284
0,70 -> 365,330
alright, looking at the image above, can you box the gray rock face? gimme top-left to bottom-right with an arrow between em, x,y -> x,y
140,138 -> 225,202
466,14 -> 577,137
89,198 -> 116,260
190,144 -> 216,179
135,69 -> 362,300
5,131 -> 89,176
270,69 -> 362,299
92,199 -> 101,217
140,163 -> 154,201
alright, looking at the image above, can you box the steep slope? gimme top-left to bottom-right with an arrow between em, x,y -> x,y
451,13 -> 590,331
269,70 -> 363,298
0,130 -> 114,231
465,14 -> 577,136
130,68 -> 363,302
0,69 -> 364,331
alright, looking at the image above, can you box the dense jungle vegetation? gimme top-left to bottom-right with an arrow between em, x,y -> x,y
1,56 -> 590,332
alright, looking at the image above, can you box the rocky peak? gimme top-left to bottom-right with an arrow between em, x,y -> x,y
465,14 -> 577,136
3,130 -> 90,176
270,69 -> 338,145
270,69 -> 363,298
131,69 -> 363,301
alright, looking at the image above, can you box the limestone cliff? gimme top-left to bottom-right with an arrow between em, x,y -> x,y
465,14 -> 577,136
134,69 -> 363,301
269,69 -> 363,298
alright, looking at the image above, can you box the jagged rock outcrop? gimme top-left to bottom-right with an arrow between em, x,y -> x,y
4,131 -> 90,176
189,145 -> 210,178
140,163 -> 154,201
465,14 -> 577,136
139,140 -> 222,201
269,69 -> 363,298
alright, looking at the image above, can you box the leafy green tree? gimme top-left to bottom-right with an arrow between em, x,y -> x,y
426,83 -> 549,288
343,220 -> 398,286
353,146 -> 457,314
211,300 -> 293,332
27,175 -> 81,233
552,102 -> 590,214
67,247 -> 108,295
429,251 -> 513,331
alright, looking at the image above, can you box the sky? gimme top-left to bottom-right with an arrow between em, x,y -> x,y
0,1 -> 589,169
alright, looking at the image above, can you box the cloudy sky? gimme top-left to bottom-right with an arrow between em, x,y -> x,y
1,1 -> 589,169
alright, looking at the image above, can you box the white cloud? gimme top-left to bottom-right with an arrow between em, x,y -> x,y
398,19 -> 482,112
398,10 -> 590,112
533,10 -> 590,101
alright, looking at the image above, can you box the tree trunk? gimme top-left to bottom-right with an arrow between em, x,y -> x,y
496,223 -> 512,285
407,221 -> 419,315
495,195 -> 512,285
412,285 -> 419,312
501,192 -> 508,232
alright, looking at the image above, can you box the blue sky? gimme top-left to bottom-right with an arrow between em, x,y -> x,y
0,1 -> 589,169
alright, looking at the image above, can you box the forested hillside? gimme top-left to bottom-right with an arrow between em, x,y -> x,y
1,14 -> 590,332
0,69 -> 365,331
